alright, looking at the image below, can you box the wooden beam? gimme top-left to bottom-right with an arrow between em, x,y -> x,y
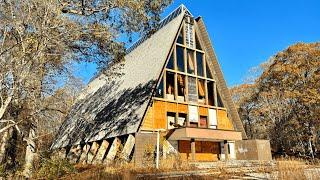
224,140 -> 229,161
191,138 -> 196,161
92,140 -> 109,164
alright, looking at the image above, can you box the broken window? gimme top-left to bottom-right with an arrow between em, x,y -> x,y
198,79 -> 206,104
155,77 -> 164,98
187,50 -> 195,74
178,113 -> 187,127
166,52 -> 174,69
207,81 -> 214,106
176,46 -> 185,72
167,112 -> 176,129
166,72 -> 175,100
200,116 -> 208,128
177,74 -> 186,102
177,28 -> 184,44
196,52 -> 204,77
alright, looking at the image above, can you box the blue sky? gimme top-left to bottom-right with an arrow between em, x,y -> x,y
76,0 -> 320,87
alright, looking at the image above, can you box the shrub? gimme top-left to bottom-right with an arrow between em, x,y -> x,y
35,157 -> 76,179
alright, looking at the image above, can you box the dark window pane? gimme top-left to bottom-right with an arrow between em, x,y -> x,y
195,33 -> 202,50
166,72 -> 175,100
217,91 -> 224,107
176,46 -> 185,72
166,53 -> 174,69
197,52 -> 204,77
167,112 -> 176,129
178,113 -> 187,127
177,28 -> 184,44
206,62 -> 213,79
207,81 -> 214,106
155,77 -> 164,98
187,50 -> 195,74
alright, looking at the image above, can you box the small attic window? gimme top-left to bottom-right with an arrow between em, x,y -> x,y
187,50 -> 195,74
196,52 -> 204,77
177,28 -> 184,44
206,62 -> 213,79
176,46 -> 185,72
166,72 -> 175,100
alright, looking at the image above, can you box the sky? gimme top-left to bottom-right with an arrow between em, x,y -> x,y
75,0 -> 320,87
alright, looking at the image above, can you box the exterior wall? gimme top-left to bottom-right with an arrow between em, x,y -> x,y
141,100 -> 234,131
178,140 -> 220,161
134,132 -> 157,166
217,110 -> 233,130
235,140 -> 272,161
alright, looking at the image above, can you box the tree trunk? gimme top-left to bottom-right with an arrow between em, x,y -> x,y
0,128 -> 13,164
23,124 -> 37,178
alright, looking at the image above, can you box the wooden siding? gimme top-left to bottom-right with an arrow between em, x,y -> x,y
142,100 -> 234,131
178,140 -> 220,161
217,109 -> 234,130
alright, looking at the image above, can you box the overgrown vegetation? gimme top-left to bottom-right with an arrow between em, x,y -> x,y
230,42 -> 320,159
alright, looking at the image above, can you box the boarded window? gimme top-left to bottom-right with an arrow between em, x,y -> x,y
196,52 -> 204,77
200,116 -> 208,128
176,46 -> 185,72
188,77 -> 197,103
187,50 -> 195,74
185,23 -> 194,48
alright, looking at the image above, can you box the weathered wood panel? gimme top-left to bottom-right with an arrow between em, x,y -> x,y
217,109 -> 234,130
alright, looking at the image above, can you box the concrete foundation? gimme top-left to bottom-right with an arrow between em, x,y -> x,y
235,140 -> 272,161
92,140 -> 109,164
121,134 -> 135,162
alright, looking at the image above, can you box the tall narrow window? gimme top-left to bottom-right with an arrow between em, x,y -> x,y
166,72 -> 175,100
206,62 -> 213,79
187,50 -> 195,74
195,33 -> 202,50
166,52 -> 174,69
207,81 -> 214,106
155,77 -> 164,98
217,91 -> 224,107
177,74 -> 186,102
185,20 -> 194,48
197,52 -> 204,77
198,79 -> 206,104
188,77 -> 197,103
177,28 -> 184,44
176,46 -> 185,72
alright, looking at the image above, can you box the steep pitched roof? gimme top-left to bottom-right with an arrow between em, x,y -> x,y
51,6 -> 185,149
194,17 -> 247,139
51,5 -> 247,149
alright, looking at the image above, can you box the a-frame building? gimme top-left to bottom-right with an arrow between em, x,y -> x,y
52,5 -> 258,164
